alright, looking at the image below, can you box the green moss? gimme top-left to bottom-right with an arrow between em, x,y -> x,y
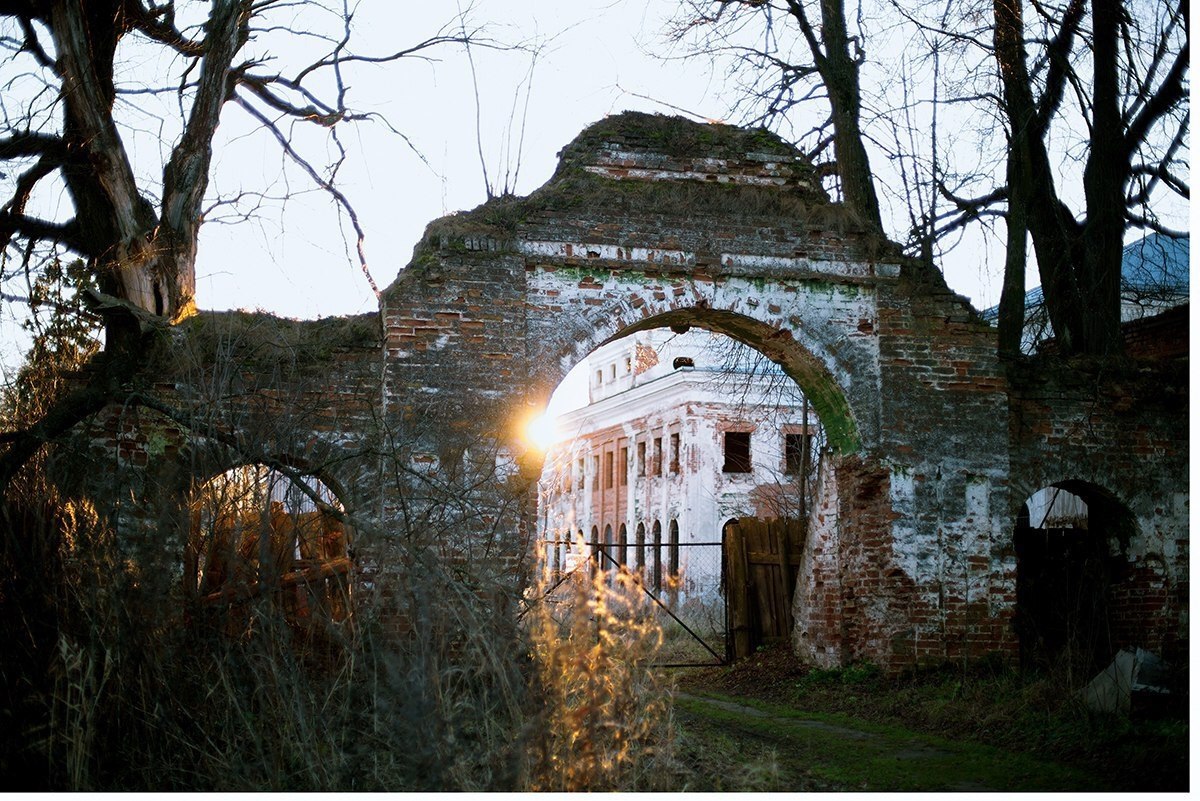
178,310 -> 381,371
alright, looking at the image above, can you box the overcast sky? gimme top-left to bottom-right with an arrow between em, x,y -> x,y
6,0 -> 1173,402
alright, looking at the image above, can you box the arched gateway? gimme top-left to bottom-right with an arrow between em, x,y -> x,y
380,112 -> 1015,669
63,112 -> 1186,672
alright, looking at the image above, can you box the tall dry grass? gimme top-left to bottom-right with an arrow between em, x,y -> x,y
0,465 -> 682,790
524,560 -> 678,791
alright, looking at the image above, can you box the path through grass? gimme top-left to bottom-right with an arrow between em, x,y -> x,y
674,691 -> 1107,792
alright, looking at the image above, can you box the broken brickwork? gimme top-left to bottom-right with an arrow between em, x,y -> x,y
60,112 -> 1187,670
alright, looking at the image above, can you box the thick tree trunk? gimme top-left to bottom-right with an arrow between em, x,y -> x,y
1079,0 -> 1126,355
817,0 -> 883,231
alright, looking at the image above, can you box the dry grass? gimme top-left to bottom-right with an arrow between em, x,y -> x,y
523,563 -> 679,791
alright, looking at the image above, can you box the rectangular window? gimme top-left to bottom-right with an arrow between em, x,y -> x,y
637,441 -> 646,476
594,369 -> 602,387
604,451 -> 614,489
653,437 -> 663,476
610,364 -> 617,381
619,447 -> 629,486
563,468 -> 572,494
624,356 -> 632,374
577,457 -> 585,491
669,432 -> 681,473
785,431 -> 809,474
723,431 -> 752,473
592,455 -> 600,490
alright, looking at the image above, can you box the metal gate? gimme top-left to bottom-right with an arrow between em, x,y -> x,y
533,533 -> 727,667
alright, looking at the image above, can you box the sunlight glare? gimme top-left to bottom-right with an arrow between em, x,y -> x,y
524,411 -> 560,451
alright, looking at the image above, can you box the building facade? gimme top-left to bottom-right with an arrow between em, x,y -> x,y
536,328 -> 821,611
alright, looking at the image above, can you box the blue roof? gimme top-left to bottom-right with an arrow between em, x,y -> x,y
980,232 -> 1189,321
1121,232 -> 1189,293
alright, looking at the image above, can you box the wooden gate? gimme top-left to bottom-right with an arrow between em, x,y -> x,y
724,518 -> 804,661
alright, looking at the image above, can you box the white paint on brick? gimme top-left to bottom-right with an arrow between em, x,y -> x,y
720,252 -> 874,278
519,240 -> 693,265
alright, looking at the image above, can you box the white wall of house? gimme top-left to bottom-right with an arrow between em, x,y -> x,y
537,328 -> 820,606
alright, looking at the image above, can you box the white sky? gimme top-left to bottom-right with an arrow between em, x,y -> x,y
3,0 -> 1180,410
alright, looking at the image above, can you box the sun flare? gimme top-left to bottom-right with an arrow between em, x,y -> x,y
524,411 -> 560,451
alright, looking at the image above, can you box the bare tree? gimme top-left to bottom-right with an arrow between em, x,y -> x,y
673,0 -> 1189,356
672,0 -> 884,229
0,1 -> 483,487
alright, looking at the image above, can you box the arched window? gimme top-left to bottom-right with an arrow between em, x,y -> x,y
618,523 -> 628,567
652,520 -> 663,592
669,519 -> 680,578
603,524 -> 614,571
590,525 -> 600,572
188,465 -> 350,634
635,522 -> 646,575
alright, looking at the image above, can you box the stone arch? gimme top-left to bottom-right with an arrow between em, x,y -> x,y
187,464 -> 352,636
532,301 -> 864,457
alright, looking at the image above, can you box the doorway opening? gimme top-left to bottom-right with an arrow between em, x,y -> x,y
188,465 -> 352,642
530,323 -> 838,666
1013,481 -> 1133,676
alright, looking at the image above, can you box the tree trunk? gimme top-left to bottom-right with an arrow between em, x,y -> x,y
818,0 -> 883,230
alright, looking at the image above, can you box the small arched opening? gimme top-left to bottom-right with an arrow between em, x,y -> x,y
187,464 -> 351,640
1013,480 -> 1136,675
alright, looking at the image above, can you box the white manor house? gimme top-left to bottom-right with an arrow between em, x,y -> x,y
536,328 -> 823,607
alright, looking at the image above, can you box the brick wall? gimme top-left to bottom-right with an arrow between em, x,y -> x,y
61,111 -> 1187,672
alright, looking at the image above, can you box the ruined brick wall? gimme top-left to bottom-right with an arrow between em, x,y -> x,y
1007,358 -> 1189,660
59,111 -> 1187,672
379,112 -> 1020,669
52,312 -> 386,588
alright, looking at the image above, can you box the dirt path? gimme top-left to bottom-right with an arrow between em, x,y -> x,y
673,691 -> 1105,792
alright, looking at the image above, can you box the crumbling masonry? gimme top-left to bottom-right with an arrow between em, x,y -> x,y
58,112 -> 1187,670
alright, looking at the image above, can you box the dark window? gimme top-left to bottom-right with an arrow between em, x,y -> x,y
576,458 -> 584,492
635,522 -> 646,572
590,525 -> 600,571
619,447 -> 628,486
723,431 -> 752,473
653,437 -> 663,476
785,431 -> 809,474
651,520 -> 663,592
604,451 -> 614,489
603,524 -> 613,570
637,441 -> 646,476
668,519 -> 680,577
618,523 -> 628,566
669,432 -> 681,473
592,455 -> 600,490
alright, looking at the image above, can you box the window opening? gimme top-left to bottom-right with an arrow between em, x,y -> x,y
651,520 -> 663,592
723,431 -> 752,473
784,430 -> 809,474
670,432 -> 681,473
669,519 -> 680,577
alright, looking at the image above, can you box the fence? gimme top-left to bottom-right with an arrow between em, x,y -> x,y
533,535 -> 727,667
